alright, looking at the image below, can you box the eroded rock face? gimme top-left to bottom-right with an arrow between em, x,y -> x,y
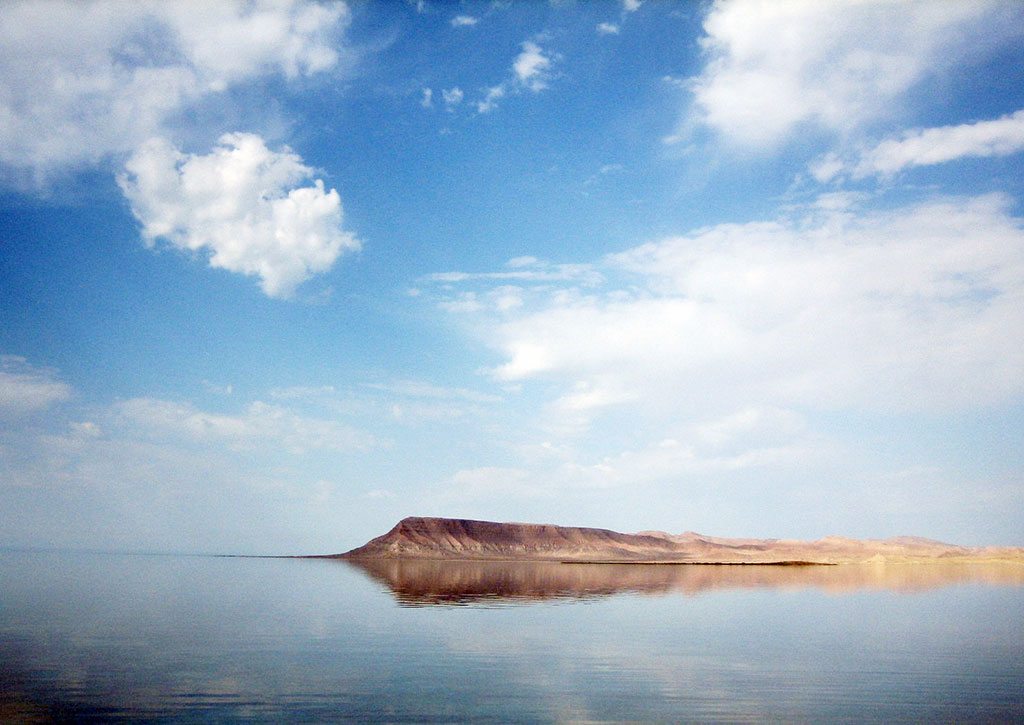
339,517 -> 694,561
332,516 -> 1024,564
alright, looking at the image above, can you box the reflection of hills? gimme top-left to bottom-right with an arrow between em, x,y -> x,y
344,558 -> 1024,607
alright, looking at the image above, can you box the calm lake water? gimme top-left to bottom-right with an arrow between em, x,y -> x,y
1,551 -> 1023,722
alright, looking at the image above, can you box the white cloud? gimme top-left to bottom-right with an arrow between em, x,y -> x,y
492,287 -> 524,312
513,41 -> 552,91
816,108 -> 1024,181
444,405 -> 819,502
115,397 -> 373,454
266,378 -> 501,426
420,88 -> 433,108
0,356 -> 72,416
426,260 -> 600,285
475,38 -> 556,113
0,0 -> 350,173
552,378 -> 636,414
597,22 -> 620,36
437,194 -> 1024,421
560,427 -> 819,490
622,0 -> 641,12
476,85 -> 506,114
807,153 -> 848,185
694,406 -> 804,451
157,1 -> 345,81
442,87 -> 464,108
451,14 -> 478,27
118,133 -> 359,298
687,0 -> 1009,146
432,285 -> 525,315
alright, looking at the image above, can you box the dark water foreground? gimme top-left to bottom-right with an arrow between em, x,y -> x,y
2,551 -> 1023,722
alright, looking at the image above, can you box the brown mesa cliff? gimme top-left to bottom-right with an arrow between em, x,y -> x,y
331,517 -> 1024,565
336,516 -> 691,561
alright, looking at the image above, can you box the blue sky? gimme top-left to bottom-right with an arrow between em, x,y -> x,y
2,0 -> 1023,554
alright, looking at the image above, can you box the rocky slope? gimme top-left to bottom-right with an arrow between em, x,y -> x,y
333,517 -> 1024,564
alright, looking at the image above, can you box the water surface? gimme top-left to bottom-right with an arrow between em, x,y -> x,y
1,551 -> 1022,721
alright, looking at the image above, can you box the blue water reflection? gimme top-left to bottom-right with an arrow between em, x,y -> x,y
1,551 -> 1022,721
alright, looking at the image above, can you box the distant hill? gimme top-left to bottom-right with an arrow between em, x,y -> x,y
332,517 -> 1024,564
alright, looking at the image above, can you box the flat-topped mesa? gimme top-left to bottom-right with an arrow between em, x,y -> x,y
337,516 -> 697,561
331,517 -> 1024,564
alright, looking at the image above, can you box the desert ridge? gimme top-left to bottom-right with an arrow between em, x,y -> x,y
331,517 -> 1024,565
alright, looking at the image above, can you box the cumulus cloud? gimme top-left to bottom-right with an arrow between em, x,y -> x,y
442,87 -> 464,108
686,0 -> 1010,146
476,85 -> 506,114
597,23 -> 620,36
115,397 -> 374,454
451,14 -> 478,27
513,41 -> 552,91
434,194 -> 1024,419
0,0 -> 350,173
0,356 -> 72,416
118,133 -> 359,298
475,39 -> 555,113
813,109 -> 1024,182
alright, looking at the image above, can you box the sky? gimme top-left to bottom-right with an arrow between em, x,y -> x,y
1,0 -> 1023,555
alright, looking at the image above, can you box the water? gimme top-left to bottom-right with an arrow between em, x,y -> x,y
1,551 -> 1023,722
